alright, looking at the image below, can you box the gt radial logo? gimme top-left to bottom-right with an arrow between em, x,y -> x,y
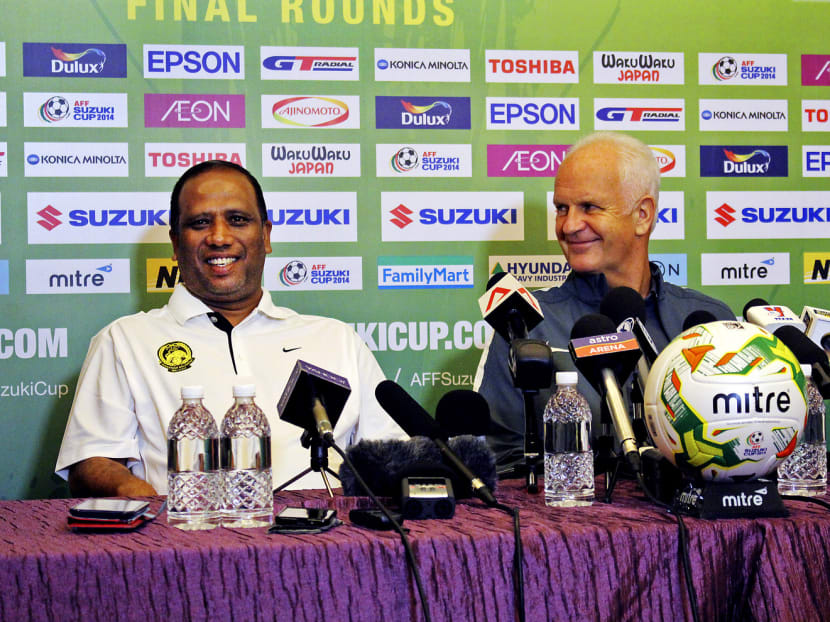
714,203 -> 736,227
390,204 -> 414,228
594,98 -> 685,131
273,96 -> 348,127
37,205 -> 62,230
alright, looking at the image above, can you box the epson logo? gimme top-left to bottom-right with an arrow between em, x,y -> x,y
268,208 -> 351,226
489,102 -> 577,126
144,45 -> 244,78
0,328 -> 67,359
66,209 -> 167,227
712,387 -> 790,415
419,208 -> 517,225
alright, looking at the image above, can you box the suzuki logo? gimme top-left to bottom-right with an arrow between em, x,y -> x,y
37,205 -> 62,231
390,204 -> 413,229
714,203 -> 736,227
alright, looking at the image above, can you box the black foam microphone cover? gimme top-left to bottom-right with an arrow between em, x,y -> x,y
600,286 -> 646,326
339,437 -> 442,497
682,310 -> 718,331
435,389 -> 492,437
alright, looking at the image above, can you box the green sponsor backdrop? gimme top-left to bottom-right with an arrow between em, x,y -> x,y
0,0 -> 828,499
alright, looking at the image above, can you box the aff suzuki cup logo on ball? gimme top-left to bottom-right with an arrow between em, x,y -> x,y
644,321 -> 806,482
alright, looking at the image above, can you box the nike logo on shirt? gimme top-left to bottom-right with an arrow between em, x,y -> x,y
282,346 -> 302,353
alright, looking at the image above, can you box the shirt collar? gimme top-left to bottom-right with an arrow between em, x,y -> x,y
564,262 -> 664,305
168,283 -> 297,326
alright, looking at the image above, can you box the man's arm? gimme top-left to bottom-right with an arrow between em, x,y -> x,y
68,457 -> 157,497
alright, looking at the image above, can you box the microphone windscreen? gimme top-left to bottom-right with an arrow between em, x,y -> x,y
682,310 -> 718,331
600,286 -> 646,327
339,437 -> 442,496
446,435 -> 498,496
570,313 -> 618,340
485,271 -> 508,290
742,297 -> 769,321
435,390 -> 491,437
375,380 -> 442,439
774,325 -> 826,365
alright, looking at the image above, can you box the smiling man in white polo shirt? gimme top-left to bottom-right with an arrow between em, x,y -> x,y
55,161 -> 405,496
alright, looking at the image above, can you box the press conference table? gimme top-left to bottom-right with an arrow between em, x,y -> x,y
1,479 -> 829,622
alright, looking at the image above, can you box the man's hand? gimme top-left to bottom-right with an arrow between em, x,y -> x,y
68,457 -> 158,497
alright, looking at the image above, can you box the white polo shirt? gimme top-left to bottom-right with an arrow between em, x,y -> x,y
55,284 -> 406,493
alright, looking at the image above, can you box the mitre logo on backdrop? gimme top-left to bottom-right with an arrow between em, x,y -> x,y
22,42 -> 127,78
264,192 -> 357,242
698,53 -> 787,85
144,94 -> 246,128
802,55 -> 830,86
484,50 -> 578,83
264,143 -> 361,177
374,48 -> 470,82
594,98 -> 685,130
263,95 -> 360,129
700,146 -> 788,177
26,259 -> 131,294
260,46 -> 359,80
375,96 -> 471,129
375,144 -> 471,177
143,44 -> 244,79
803,100 -> 830,131
699,99 -> 788,132
381,192 -> 523,241
27,193 -> 170,244
650,145 -> 686,177
593,52 -> 684,84
701,253 -> 790,286
24,142 -> 128,177
264,257 -> 362,291
23,92 -> 127,127
144,143 -> 245,176
706,191 -> 830,239
803,146 -> 830,177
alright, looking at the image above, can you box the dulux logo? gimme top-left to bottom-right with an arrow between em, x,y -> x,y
23,43 -> 127,78
376,96 -> 471,129
700,145 -> 787,177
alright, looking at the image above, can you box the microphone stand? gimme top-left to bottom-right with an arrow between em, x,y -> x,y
274,429 -> 340,497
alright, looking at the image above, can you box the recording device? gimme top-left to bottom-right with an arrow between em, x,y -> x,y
69,499 -> 150,521
348,508 -> 403,531
478,272 -> 544,342
569,313 -> 642,473
682,309 -> 718,331
802,306 -> 830,354
277,360 -> 351,443
270,507 -> 337,530
400,476 -> 456,520
374,380 -> 499,506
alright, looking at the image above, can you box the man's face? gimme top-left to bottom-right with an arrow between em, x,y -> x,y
170,168 -> 272,311
553,142 -> 652,281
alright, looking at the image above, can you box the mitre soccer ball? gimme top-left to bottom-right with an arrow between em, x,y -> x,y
391,147 -> 419,172
644,320 -> 806,482
714,56 -> 738,80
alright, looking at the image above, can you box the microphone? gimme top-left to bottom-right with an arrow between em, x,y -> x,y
743,298 -> 806,332
277,360 -> 351,443
375,380 -> 499,506
682,309 -> 718,331
802,306 -> 830,354
435,389 -> 492,437
478,272 -> 544,342
600,286 -> 660,365
569,314 -> 642,473
339,437 -> 445,496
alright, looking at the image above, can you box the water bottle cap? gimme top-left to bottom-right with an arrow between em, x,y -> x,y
555,371 -> 579,386
180,385 -> 204,399
801,363 -> 813,378
232,383 -> 256,398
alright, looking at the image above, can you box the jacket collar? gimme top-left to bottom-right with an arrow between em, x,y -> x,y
564,263 -> 664,305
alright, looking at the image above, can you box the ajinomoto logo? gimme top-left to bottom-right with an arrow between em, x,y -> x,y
804,252 -> 830,284
146,258 -> 180,293
157,341 -> 194,372
262,95 -> 359,129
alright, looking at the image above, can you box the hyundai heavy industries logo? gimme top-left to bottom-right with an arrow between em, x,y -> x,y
23,43 -> 127,78
700,146 -> 787,177
698,53 -> 787,85
802,55 -> 830,86
594,98 -> 684,130
261,46 -> 358,80
144,94 -> 245,129
375,96 -> 471,130
707,191 -> 830,239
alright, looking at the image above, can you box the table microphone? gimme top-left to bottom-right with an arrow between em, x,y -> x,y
277,360 -> 351,443
600,286 -> 660,365
478,271 -> 544,342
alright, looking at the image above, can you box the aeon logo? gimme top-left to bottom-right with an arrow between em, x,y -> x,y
390,204 -> 414,228
37,205 -> 62,230
715,203 -> 736,227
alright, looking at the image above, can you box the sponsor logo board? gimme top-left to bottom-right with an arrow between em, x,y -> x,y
707,191 -> 830,239
263,95 -> 360,129
28,192 -> 169,244
261,46 -> 358,80
144,94 -> 245,128
804,252 -> 830,284
265,257 -> 362,291
144,44 -> 244,79
701,253 -> 790,285
0,194 -> 2,242
594,98 -> 685,130
376,144 -> 470,177
700,145 -> 788,177
378,256 -> 474,289
803,146 -> 830,177
23,42 -> 127,78
487,144 -> 568,177
0,42 -> 5,77
802,55 -> 830,86
147,258 -> 180,293
264,192 -> 357,242
26,259 -> 131,294
698,53 -> 787,85
488,255 -> 571,288
264,143 -> 360,177
649,254 -> 688,287
145,143 -> 246,176
485,49 -> 578,83
0,327 -> 68,360
0,143 -> 6,177
376,96 -> 470,129
699,99 -> 788,132
23,92 -> 128,127
593,51 -> 684,84
375,48 -> 470,82
0,92 -> 5,126
486,97 -> 579,130
0,260 -> 7,295
24,142 -> 129,177
382,192 -> 523,241
651,145 -> 686,177
803,100 -> 830,132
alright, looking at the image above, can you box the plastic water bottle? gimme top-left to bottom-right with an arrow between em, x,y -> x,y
544,371 -> 594,507
778,365 -> 827,496
167,385 -> 222,530
221,383 -> 273,527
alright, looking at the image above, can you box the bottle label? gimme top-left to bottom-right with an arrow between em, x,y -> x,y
545,421 -> 591,453
168,437 -> 220,472
221,436 -> 272,470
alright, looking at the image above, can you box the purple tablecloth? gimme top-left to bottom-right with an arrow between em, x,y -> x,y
1,479 -> 829,622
